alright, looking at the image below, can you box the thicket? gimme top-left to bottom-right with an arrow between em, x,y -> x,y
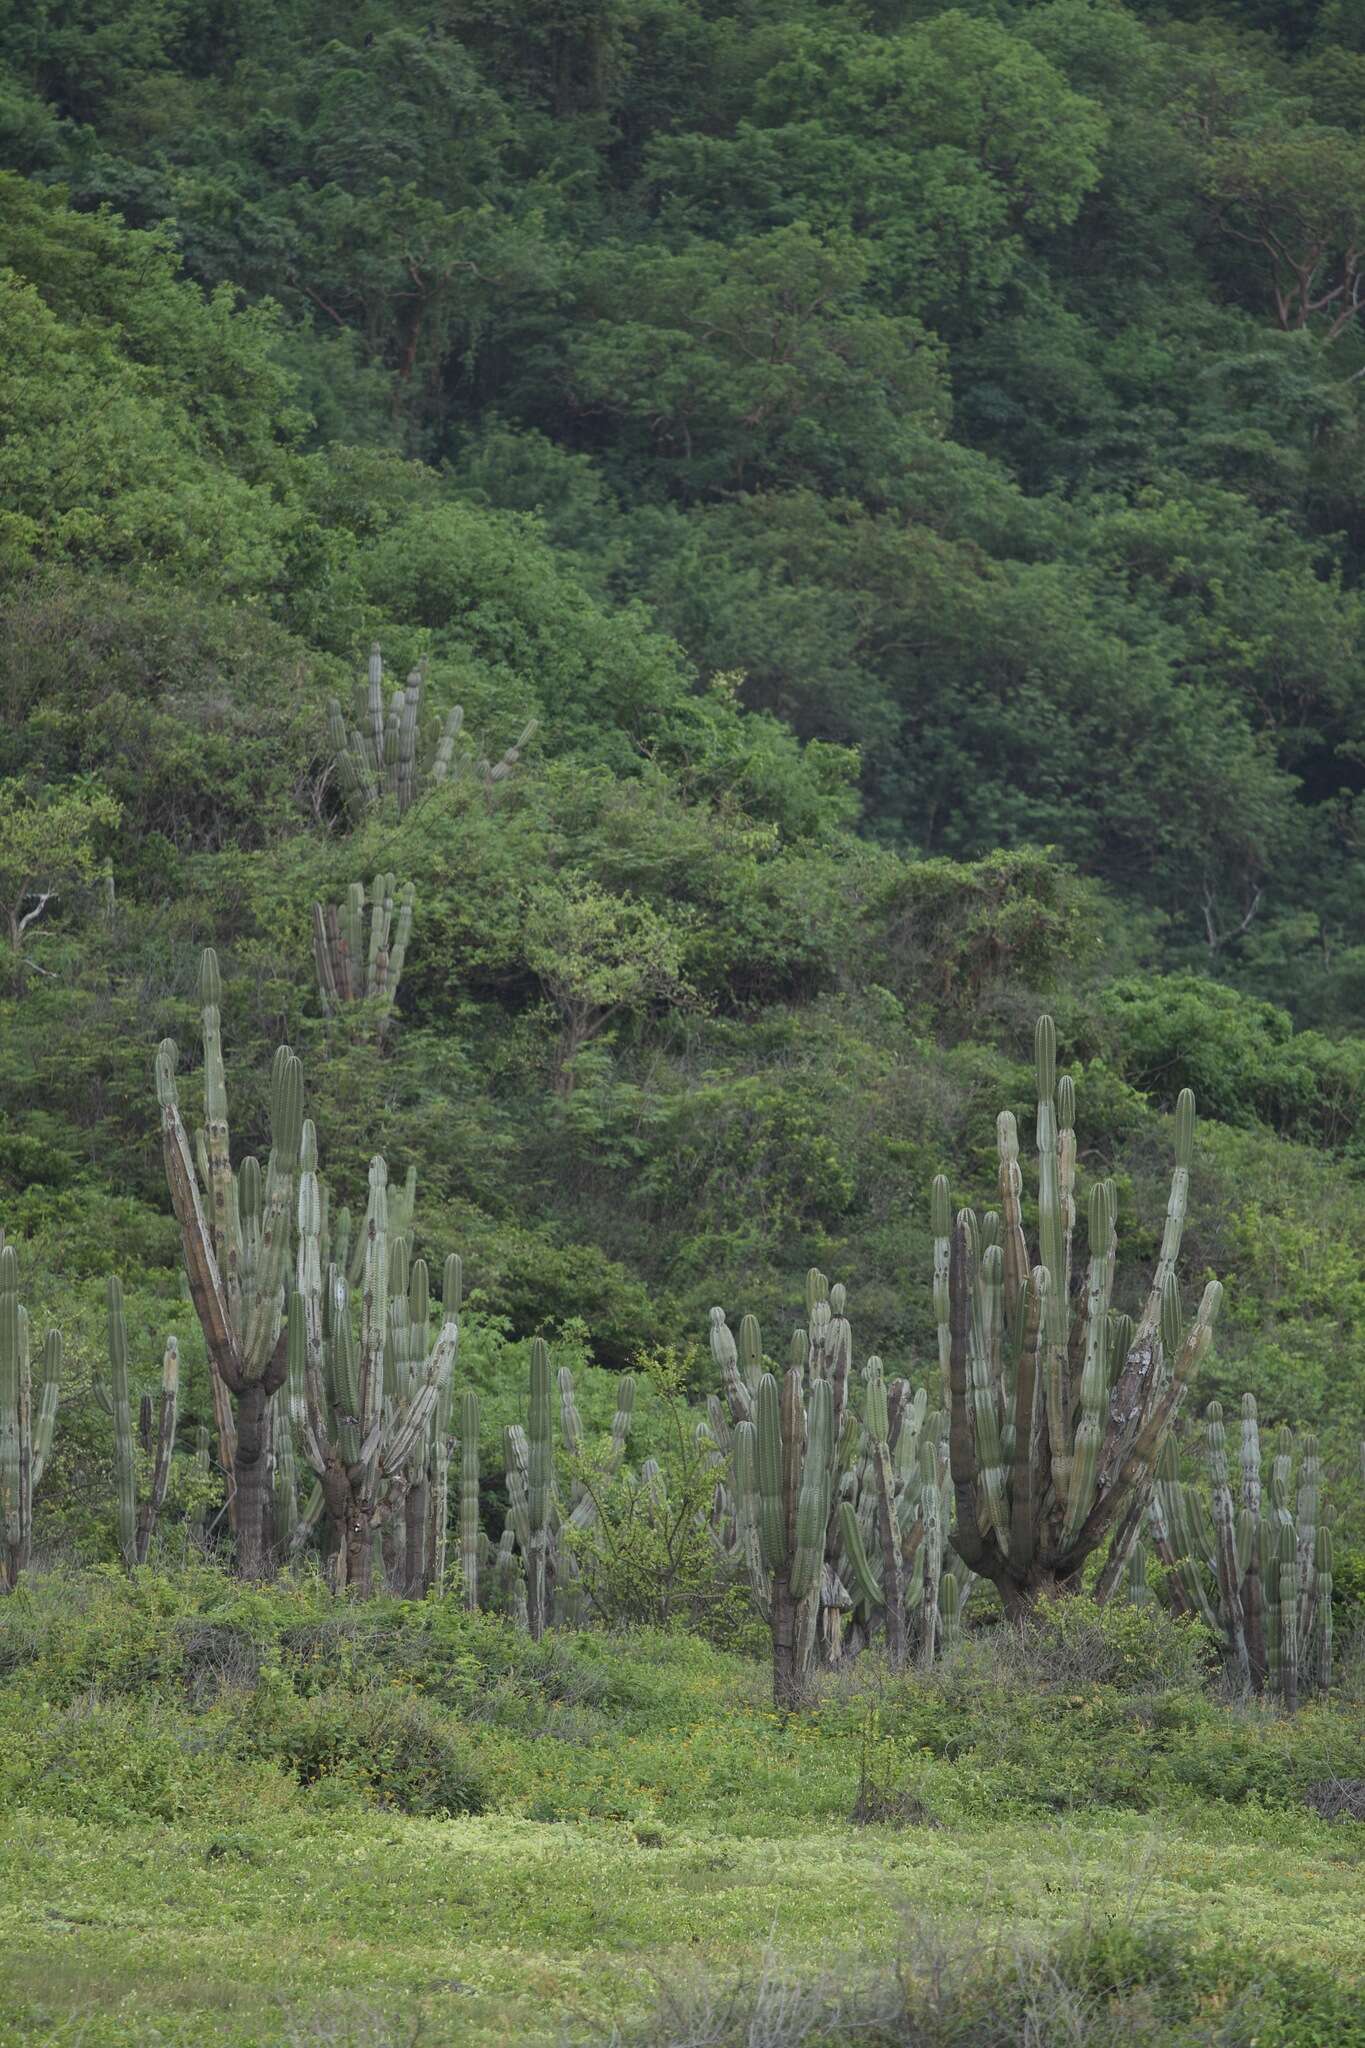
0,0 -> 1363,1706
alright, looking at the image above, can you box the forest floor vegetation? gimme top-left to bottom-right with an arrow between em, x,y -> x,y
0,1571 -> 1360,2046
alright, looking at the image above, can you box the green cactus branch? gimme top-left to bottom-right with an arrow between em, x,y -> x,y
326,643 -> 538,823
96,1275 -> 179,1570
0,1240 -> 62,1592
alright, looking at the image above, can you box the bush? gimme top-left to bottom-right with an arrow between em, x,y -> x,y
232,1674 -> 486,1817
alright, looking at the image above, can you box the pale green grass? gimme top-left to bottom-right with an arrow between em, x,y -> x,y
1,1793 -> 1361,2043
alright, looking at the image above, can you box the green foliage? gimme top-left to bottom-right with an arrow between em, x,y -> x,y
233,1669 -> 486,1816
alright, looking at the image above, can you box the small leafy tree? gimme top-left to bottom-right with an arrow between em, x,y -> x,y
524,878 -> 695,1096
0,779 -> 120,989
564,1350 -> 743,1635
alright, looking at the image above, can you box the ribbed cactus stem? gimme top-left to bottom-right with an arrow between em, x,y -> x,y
104,1276 -> 137,1568
459,1388 -> 480,1612
1034,1018 -> 1071,1508
1138,1089 -> 1195,1344
0,1246 -> 62,1591
931,1174 -> 952,1407
525,1337 -> 552,1640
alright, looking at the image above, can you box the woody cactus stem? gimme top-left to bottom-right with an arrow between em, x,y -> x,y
459,1387 -> 480,1611
715,1274 -> 848,1707
0,1244 -> 62,1591
96,1276 -> 179,1569
312,875 -> 415,1032
156,950 -> 302,1578
297,1151 -> 459,1593
1152,1398 -> 1332,1704
946,1018 -> 1220,1618
526,1338 -> 553,1639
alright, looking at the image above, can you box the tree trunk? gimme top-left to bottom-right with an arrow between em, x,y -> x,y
346,1506 -> 374,1596
771,1570 -> 801,1708
381,1497 -> 402,1591
405,1479 -> 429,1596
233,1380 -> 272,1581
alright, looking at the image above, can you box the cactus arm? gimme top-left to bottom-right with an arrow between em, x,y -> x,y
0,1249 -> 24,1579
459,1388 -> 480,1611
30,1326 -> 61,1488
790,1379 -> 833,1601
967,1237 -> 1009,1552
105,1276 -> 137,1569
525,1337 -> 552,1640
312,904 -> 339,1016
996,1112 -> 1028,1342
1206,1403 -> 1251,1686
157,1043 -> 243,1392
1007,1266 -> 1047,1572
944,1219 -> 990,1575
839,1498 -> 883,1609
1060,1184 -> 1116,1551
755,1373 -> 786,1572
710,1308 -> 751,1424
1137,1090 -> 1195,1343
931,1175 -> 952,1408
1278,1521 -> 1299,1711
1077,1281 -> 1221,1580
865,1362 -> 906,1670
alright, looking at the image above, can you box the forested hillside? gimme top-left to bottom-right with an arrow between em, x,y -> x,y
2,0 -> 1364,1523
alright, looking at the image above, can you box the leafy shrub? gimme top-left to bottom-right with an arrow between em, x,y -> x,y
232,1674 -> 486,1817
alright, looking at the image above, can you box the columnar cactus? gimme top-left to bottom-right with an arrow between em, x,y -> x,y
156,950 -> 303,1578
95,1276 -> 179,1569
836,1369 -> 958,1672
294,1146 -> 460,1594
498,1347 -> 636,1635
312,875 -> 415,1032
326,643 -> 537,822
944,1018 -> 1221,1617
0,1243 -> 62,1591
711,1274 -> 854,1706
1152,1399 -> 1334,1705
458,1387 -> 480,1611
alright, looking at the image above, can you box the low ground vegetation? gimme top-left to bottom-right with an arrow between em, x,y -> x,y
0,1572 -> 1361,2045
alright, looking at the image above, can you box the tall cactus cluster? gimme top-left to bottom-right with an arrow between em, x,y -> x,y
1146,1397 -> 1334,1707
156,951 -> 303,1577
312,875 -> 415,1028
944,1018 -> 1222,1617
498,1340 -> 636,1638
0,1241 -> 61,1592
157,949 -> 462,1589
95,1277 -> 179,1571
707,1272 -> 961,1705
326,643 -> 537,822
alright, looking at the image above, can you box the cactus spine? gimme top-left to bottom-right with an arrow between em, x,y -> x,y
0,1243 -> 62,1591
96,1276 -> 179,1569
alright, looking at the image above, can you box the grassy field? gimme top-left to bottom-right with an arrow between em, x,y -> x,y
0,1574 -> 1362,2046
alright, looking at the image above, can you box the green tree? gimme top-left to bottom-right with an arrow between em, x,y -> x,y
0,780 -> 120,989
523,878 -> 696,1094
